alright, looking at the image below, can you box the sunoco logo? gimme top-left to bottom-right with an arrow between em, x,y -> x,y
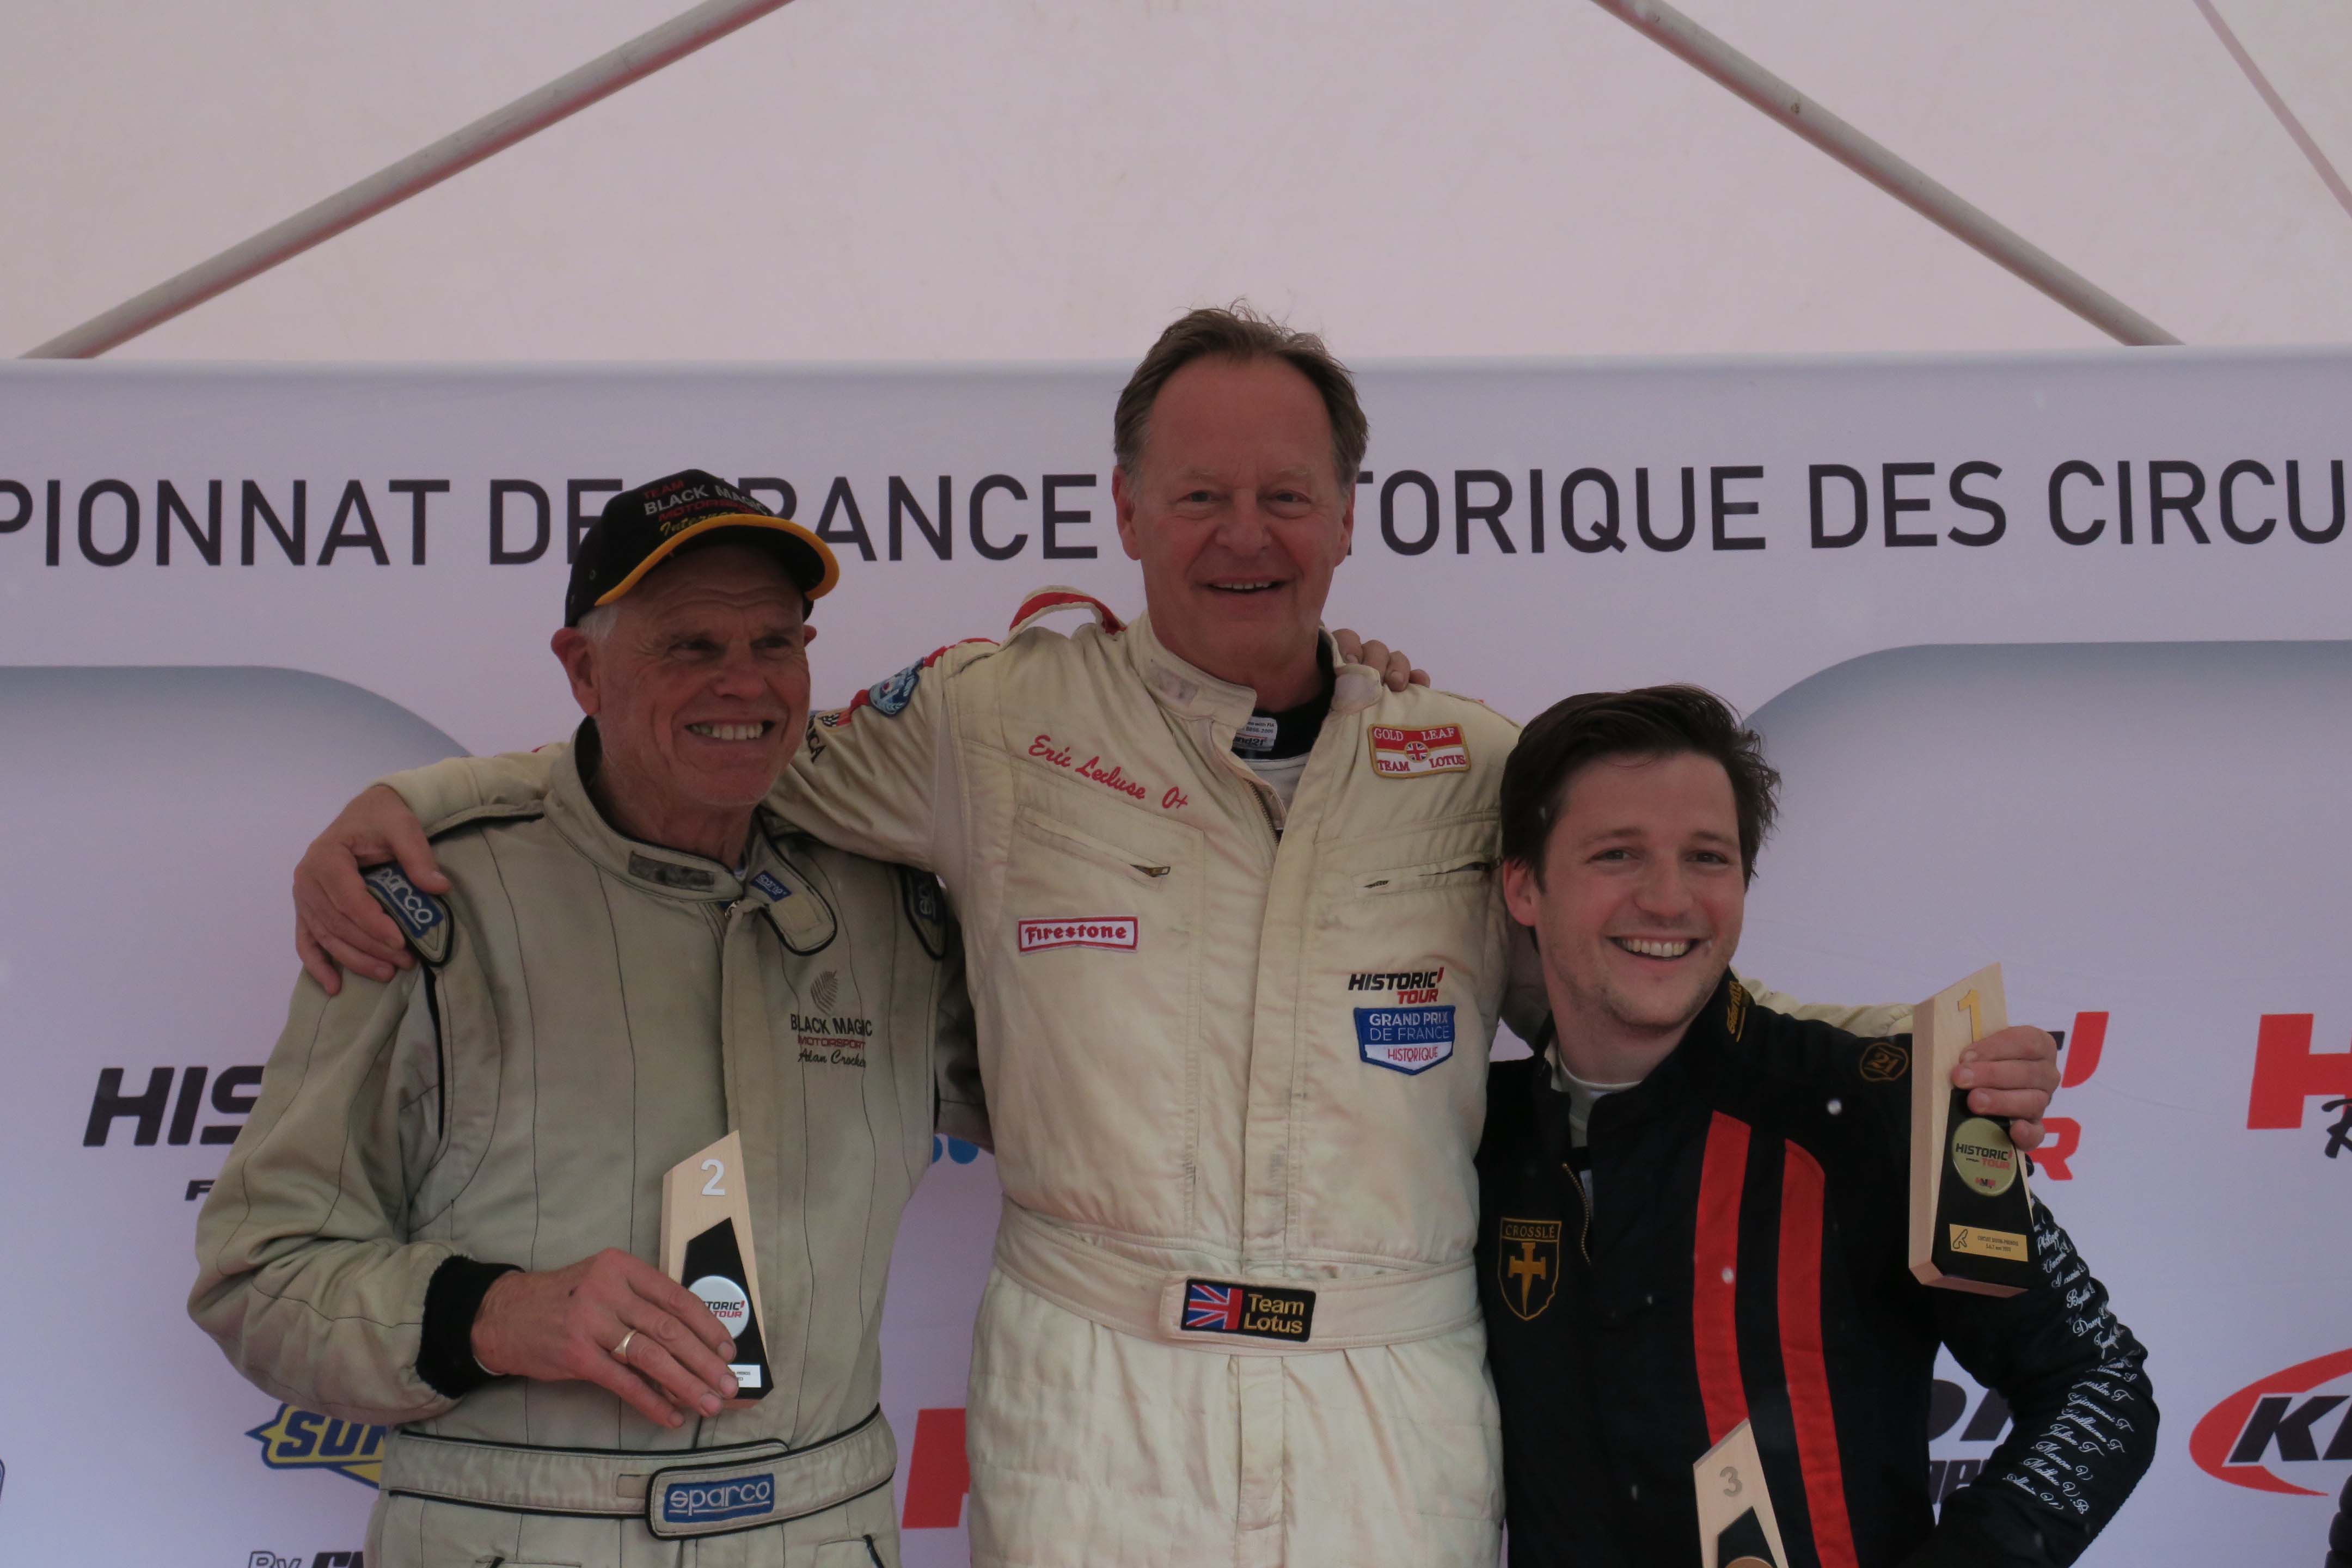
663,1473 -> 776,1523
247,1405 -> 388,1489
2189,1346 -> 2352,1496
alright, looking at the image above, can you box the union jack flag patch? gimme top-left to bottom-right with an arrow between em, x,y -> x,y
1178,1278 -> 1317,1342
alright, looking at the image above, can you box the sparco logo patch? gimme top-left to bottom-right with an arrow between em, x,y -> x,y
1355,1005 -> 1457,1074
1368,724 -> 1469,779
1018,916 -> 1138,954
1180,1279 -> 1317,1341
662,1473 -> 777,1524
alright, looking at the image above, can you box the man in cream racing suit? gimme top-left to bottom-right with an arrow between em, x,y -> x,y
198,472 -> 984,1567
294,313 -> 2059,1566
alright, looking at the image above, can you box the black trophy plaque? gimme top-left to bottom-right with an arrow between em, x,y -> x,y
1908,964 -> 2037,1297
661,1131 -> 773,1404
1694,1419 -> 1787,1568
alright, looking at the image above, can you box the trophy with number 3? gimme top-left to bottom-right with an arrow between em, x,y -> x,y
1694,1419 -> 1788,1567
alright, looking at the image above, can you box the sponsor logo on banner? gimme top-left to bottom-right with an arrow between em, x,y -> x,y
901,1407 -> 970,1530
2189,1346 -> 2352,1496
1498,1217 -> 1561,1321
1017,916 -> 1137,954
2246,1015 -> 2352,1168
244,1554 -> 364,1567
663,1474 -> 777,1526
247,1405 -> 388,1489
1180,1279 -> 1316,1342
83,1064 -> 264,1149
1355,1004 -> 1456,1073
1927,1377 -> 2014,1507
1367,724 -> 1469,779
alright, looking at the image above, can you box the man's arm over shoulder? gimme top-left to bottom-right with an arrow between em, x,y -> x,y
189,962 -> 466,1428
378,747 -> 560,826
1913,1196 -> 2158,1566
775,637 -> 999,875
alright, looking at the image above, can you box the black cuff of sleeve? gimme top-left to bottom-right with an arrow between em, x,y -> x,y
416,1255 -> 520,1400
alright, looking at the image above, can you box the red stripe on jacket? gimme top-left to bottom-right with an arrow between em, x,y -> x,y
1778,1141 -> 1860,1568
1693,1111 -> 1751,1444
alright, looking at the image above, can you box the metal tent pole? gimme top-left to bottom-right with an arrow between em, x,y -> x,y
21,0 -> 796,359
1589,0 -> 2180,346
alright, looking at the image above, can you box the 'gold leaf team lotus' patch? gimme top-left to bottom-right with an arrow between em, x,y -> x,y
1367,725 -> 1470,779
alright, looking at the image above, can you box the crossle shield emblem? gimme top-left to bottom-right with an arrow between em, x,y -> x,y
1498,1217 -> 1561,1320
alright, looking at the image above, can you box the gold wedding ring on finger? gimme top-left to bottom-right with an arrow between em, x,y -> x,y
611,1328 -> 638,1363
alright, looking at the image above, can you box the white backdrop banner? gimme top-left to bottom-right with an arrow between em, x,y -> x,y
0,350 -> 2345,1567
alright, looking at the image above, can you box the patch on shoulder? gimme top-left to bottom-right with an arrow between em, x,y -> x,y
362,863 -> 451,967
1367,724 -> 1469,779
1725,977 -> 1750,1040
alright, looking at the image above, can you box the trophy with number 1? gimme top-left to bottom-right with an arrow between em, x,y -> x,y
1908,963 -> 2038,1296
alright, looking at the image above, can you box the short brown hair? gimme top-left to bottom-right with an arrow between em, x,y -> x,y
1499,685 -> 1781,885
1112,303 -> 1369,488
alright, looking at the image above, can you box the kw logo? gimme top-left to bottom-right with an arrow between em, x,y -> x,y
2189,1347 -> 2352,1496
247,1405 -> 388,1489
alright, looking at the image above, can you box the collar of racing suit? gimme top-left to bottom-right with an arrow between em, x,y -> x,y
1543,971 -> 1743,1150
546,720 -> 818,917
1123,612 -> 1388,739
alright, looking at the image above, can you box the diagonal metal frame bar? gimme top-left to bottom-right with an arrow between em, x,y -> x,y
1590,0 -> 2181,346
21,0 -> 796,359
2191,0 -> 2352,226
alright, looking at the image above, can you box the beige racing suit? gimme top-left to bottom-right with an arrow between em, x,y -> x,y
193,730 -> 982,1568
381,590 -> 1905,1567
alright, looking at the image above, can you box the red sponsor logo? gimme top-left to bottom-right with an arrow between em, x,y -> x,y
2189,1346 -> 2352,1496
1368,724 -> 1469,778
901,1406 -> 969,1528
2246,1014 -> 2352,1130
1018,916 -> 1138,954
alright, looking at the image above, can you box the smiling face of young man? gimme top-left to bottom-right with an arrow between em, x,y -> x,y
1111,354 -> 1355,712
1502,750 -> 1748,1085
549,542 -> 814,864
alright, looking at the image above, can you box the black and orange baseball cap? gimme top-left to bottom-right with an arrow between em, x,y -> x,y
565,469 -> 840,626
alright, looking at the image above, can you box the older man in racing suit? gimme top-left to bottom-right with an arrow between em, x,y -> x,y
198,474 -> 983,1567
292,312 -> 2058,1566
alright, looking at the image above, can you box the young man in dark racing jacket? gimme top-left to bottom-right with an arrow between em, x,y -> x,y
1474,686 -> 2154,1567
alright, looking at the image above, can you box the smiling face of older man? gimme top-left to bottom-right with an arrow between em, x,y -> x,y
549,541 -> 816,865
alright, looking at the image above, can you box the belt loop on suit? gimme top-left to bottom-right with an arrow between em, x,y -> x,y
990,1197 -> 1479,1353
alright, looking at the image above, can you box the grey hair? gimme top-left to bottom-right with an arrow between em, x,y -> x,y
575,603 -> 621,644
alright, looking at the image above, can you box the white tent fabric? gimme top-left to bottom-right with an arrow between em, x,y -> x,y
5,0 -> 2348,360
